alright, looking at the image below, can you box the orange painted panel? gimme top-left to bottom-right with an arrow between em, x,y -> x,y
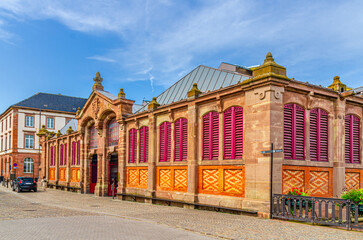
282,165 -> 332,197
156,166 -> 188,192
345,169 -> 363,190
126,167 -> 148,189
49,168 -> 55,180
70,168 -> 80,182
59,168 -> 66,181
198,165 -> 245,197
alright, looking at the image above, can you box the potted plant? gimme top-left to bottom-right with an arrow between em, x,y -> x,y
341,188 -> 363,216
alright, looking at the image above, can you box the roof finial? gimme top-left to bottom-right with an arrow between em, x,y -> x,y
76,107 -> 81,116
118,88 -> 125,98
187,83 -> 202,98
66,126 -> 74,135
264,52 -> 275,63
92,72 -> 104,91
56,130 -> 62,137
148,97 -> 160,110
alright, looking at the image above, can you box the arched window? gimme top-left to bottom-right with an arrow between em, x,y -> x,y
72,142 -> 76,165
174,118 -> 188,161
139,126 -> 149,163
89,126 -> 98,149
108,118 -> 119,146
203,111 -> 219,160
24,158 -> 33,173
224,107 -> 243,159
345,115 -> 361,163
284,104 -> 305,160
128,129 -> 137,163
310,108 -> 328,161
159,122 -> 171,162
60,144 -> 64,165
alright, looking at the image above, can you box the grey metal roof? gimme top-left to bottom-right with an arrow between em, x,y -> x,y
60,119 -> 78,135
135,65 -> 250,113
97,90 -> 117,100
132,104 -> 143,113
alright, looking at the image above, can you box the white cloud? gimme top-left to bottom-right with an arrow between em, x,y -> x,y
0,0 -> 363,87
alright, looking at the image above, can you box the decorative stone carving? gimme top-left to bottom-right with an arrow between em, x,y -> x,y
92,98 -> 101,119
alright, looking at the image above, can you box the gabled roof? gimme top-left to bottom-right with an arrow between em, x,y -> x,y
12,92 -> 87,113
97,90 -> 145,113
136,65 -> 250,113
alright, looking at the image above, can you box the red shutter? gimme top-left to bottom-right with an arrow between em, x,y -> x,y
139,127 -> 144,162
50,146 -> 54,166
77,140 -> 81,165
345,115 -> 351,163
352,116 -> 361,163
295,105 -> 305,160
224,108 -> 233,159
284,104 -> 293,159
72,142 -> 76,165
159,123 -> 165,162
319,110 -> 329,161
211,112 -> 219,160
202,113 -> 210,160
174,119 -> 181,161
54,146 -> 56,166
60,144 -> 63,165
64,143 -> 67,165
310,109 -> 318,161
203,112 -> 219,160
145,127 -> 149,163
159,122 -> 171,162
174,118 -> 188,161
235,107 -> 243,159
182,118 -> 188,160
129,129 -> 137,163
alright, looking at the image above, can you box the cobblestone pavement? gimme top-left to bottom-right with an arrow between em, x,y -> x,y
0,186 -> 362,240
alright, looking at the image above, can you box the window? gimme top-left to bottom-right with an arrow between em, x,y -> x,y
89,126 -> 98,149
310,109 -> 328,161
174,118 -> 188,161
345,115 -> 361,163
9,116 -> 11,128
5,136 -> 7,150
47,118 -> 54,129
77,140 -> 80,165
25,116 -> 34,127
202,112 -> 219,160
128,129 -> 137,163
139,126 -> 149,163
9,135 -> 11,149
50,146 -> 56,166
224,107 -> 243,159
60,144 -> 64,165
23,158 -> 34,173
72,141 -> 76,165
25,135 -> 34,149
159,122 -> 171,162
64,143 -> 67,165
284,104 -> 305,160
108,118 -> 119,146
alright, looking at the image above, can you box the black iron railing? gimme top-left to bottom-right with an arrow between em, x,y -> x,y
272,194 -> 363,230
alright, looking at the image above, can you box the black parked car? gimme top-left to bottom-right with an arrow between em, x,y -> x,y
12,177 -> 37,192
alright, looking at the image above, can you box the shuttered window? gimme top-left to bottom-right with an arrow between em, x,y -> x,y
284,104 -> 305,160
72,142 -> 76,165
159,122 -> 171,162
203,111 -> 219,160
60,144 -> 64,165
108,118 -> 119,146
345,115 -> 361,163
50,146 -> 54,166
77,140 -> 81,165
310,109 -> 328,161
174,118 -> 188,161
128,129 -> 137,163
64,143 -> 67,165
139,126 -> 149,163
224,107 -> 243,159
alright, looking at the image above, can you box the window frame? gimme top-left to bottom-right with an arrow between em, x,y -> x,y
24,134 -> 34,149
25,115 -> 34,127
46,117 -> 55,129
23,158 -> 34,173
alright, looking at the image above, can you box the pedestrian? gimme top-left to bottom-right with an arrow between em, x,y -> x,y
41,176 -> 47,192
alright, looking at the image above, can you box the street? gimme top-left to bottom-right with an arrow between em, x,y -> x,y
0,186 -> 362,240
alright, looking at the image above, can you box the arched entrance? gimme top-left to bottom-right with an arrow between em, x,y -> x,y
90,154 -> 97,194
108,153 -> 118,196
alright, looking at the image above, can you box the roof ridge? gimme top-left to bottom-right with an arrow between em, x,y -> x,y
35,92 -> 87,100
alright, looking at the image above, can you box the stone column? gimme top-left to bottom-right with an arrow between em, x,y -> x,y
117,120 -> 127,195
147,113 -> 157,199
95,124 -> 107,196
55,139 -> 59,184
186,102 -> 198,203
333,98 -> 346,197
66,135 -> 71,185
81,129 -> 89,193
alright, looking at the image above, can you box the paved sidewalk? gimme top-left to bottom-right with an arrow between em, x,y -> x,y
0,186 -> 362,239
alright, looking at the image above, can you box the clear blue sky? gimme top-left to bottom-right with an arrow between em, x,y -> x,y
0,0 -> 362,113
